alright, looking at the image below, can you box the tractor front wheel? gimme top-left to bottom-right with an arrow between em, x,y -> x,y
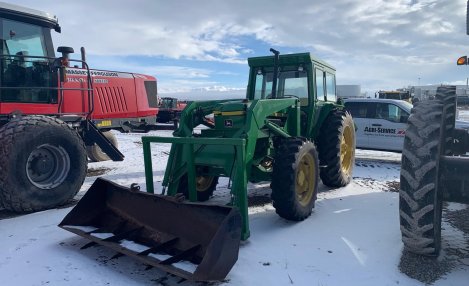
178,172 -> 219,202
317,110 -> 355,187
271,138 -> 319,221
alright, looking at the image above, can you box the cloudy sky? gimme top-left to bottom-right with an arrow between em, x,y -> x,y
10,0 -> 469,97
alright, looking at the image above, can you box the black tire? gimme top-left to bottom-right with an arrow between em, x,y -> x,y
173,119 -> 179,130
271,138 -> 319,221
317,110 -> 355,187
0,115 -> 87,212
177,172 -> 219,202
399,86 -> 456,256
86,130 -> 118,162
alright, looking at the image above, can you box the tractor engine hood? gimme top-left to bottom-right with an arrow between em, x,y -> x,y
212,101 -> 249,130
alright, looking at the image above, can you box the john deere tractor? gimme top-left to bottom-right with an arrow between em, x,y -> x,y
61,49 -> 356,282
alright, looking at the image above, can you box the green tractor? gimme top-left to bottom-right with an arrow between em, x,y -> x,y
60,49 -> 356,282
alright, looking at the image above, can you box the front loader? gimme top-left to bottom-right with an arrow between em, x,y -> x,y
61,49 -> 356,281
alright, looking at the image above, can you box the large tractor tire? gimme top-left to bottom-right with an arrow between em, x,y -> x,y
86,130 -> 118,162
177,172 -> 219,202
399,87 -> 456,255
317,110 -> 355,187
271,138 -> 319,221
0,115 -> 87,212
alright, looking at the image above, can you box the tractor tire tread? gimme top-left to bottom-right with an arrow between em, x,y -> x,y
399,86 -> 456,255
0,115 -> 87,212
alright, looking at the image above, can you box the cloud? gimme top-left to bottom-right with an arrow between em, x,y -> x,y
10,0 -> 469,93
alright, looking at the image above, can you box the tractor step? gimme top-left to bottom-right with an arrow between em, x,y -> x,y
59,178 -> 242,282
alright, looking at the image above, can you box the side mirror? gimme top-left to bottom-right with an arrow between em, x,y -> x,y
400,114 -> 409,123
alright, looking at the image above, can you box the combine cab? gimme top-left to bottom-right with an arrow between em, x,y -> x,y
62,49 -> 356,281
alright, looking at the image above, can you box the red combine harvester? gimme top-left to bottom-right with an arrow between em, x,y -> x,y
0,2 -> 159,212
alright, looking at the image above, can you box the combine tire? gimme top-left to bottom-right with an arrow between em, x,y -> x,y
271,138 -> 319,221
399,87 -> 456,256
178,173 -> 219,202
0,115 -> 87,212
86,130 -> 118,162
317,110 -> 355,187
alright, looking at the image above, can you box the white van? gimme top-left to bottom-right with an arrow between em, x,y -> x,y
343,98 -> 469,152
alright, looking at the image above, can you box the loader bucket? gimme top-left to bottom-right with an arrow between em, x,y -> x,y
59,178 -> 242,282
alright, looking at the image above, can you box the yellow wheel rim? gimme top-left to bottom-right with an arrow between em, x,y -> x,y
295,152 -> 316,207
196,176 -> 214,192
340,125 -> 354,176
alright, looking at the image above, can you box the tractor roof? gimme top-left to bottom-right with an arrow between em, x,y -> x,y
0,2 -> 61,32
247,52 -> 335,72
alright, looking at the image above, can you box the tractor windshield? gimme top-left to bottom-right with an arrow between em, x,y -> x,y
160,98 -> 177,109
253,67 -> 309,105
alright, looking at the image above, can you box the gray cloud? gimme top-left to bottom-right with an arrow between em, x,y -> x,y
11,0 -> 469,92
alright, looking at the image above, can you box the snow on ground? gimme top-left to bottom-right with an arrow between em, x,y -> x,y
1,130 -> 468,286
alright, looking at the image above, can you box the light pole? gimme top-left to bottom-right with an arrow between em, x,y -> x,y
418,77 -> 421,86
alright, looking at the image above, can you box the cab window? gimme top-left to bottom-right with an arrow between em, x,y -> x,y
326,72 -> 336,102
315,68 -> 325,101
1,18 -> 54,103
375,103 -> 409,123
344,102 -> 368,118
252,67 -> 308,105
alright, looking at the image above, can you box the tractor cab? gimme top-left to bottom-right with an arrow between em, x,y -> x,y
210,51 -> 339,139
159,97 -> 178,109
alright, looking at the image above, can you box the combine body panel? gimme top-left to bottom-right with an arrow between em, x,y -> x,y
61,69 -> 159,124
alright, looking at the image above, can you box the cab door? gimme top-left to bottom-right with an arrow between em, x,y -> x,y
343,101 -> 370,149
367,102 -> 408,151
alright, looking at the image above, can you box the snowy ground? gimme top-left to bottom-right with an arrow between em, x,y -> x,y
1,130 -> 468,286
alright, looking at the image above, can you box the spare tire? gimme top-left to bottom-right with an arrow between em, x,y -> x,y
0,115 -> 87,212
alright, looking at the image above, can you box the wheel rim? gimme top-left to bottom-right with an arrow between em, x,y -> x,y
295,152 -> 316,207
196,176 -> 214,192
340,125 -> 354,176
26,144 -> 71,189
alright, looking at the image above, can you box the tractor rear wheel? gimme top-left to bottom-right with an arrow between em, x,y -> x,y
399,87 -> 456,255
86,130 -> 118,162
317,110 -> 355,187
271,138 -> 319,221
0,115 -> 87,212
178,172 -> 219,202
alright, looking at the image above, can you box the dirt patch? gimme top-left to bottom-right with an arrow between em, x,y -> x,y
384,181 -> 399,192
87,167 -> 114,177
248,194 -> 272,207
